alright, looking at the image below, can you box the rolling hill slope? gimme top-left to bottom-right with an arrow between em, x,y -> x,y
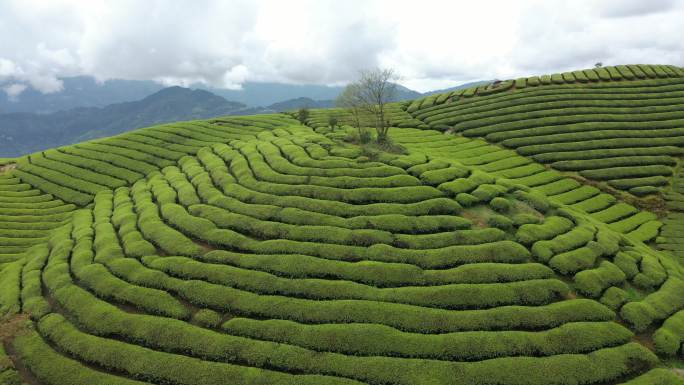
1,64 -> 684,385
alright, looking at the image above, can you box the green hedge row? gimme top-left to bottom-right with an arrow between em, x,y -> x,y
234,141 -> 421,189
531,225 -> 595,262
548,242 -> 604,275
104,137 -> 186,161
12,328 -> 149,385
608,176 -> 670,190
414,82 -> 684,123
46,148 -> 143,184
634,253 -> 667,289
620,277 -> 684,331
552,155 -> 677,171
111,188 -> 157,258
413,79 -> 684,122
0,199 -> 67,210
257,139 -> 404,177
574,261 -> 626,297
437,170 -> 495,196
489,117 -> 684,143
220,148 -> 444,204
46,248 -> 607,336
619,368 -> 684,385
435,103 -> 684,131
188,153 -> 463,217
202,250 -> 554,287
501,125 -> 684,150
426,97 -> 684,128
162,166 -> 201,206
0,203 -> 74,217
600,287 -> 629,311
627,221 -> 663,243
147,255 -> 568,310
570,194 -> 615,213
653,309 -> 684,356
580,165 -> 673,181
38,313 -> 362,385
534,145 -> 683,163
16,163 -> 102,200
0,258 -> 22,316
419,165 -> 470,186
157,199 -> 529,268
591,203 -> 638,223
13,169 -> 92,206
609,212 -> 658,234
517,137 -> 684,157
27,152 -> 127,189
77,141 -> 173,169
183,203 -> 396,247
456,108 -> 684,138
550,186 -> 600,205
38,246 -> 632,385
131,181 -> 204,256
509,170 -> 563,188
406,159 -> 450,176
516,216 -> 574,245
222,318 -> 632,361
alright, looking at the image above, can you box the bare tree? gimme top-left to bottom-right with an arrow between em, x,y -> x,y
337,68 -> 398,143
356,68 -> 398,142
335,83 -> 364,129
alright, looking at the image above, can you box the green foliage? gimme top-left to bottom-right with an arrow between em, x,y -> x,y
487,214 -> 514,231
620,278 -> 684,332
5,66 -> 684,384
490,197 -> 512,213
223,318 -> 632,360
192,309 -> 223,328
516,216 -> 574,245
574,261 -> 626,297
600,287 -> 629,311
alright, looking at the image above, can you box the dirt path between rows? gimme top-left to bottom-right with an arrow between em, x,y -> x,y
1,314 -> 42,385
0,163 -> 17,174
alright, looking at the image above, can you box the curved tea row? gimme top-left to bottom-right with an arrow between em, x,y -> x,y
404,65 -> 684,196
3,126 -> 683,384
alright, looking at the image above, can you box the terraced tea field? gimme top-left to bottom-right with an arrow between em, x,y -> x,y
2,64 -> 684,385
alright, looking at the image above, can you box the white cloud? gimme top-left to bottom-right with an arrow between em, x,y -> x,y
3,83 -> 27,100
0,0 -> 682,93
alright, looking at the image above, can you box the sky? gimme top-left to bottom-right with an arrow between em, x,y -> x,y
0,0 -> 682,94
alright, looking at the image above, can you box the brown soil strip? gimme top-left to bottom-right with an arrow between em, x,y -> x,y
195,239 -> 216,254
632,331 -> 656,352
1,314 -> 43,385
0,163 -> 17,174
459,209 -> 488,228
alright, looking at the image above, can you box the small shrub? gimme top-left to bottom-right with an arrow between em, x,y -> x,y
487,214 -> 514,231
490,197 -> 512,213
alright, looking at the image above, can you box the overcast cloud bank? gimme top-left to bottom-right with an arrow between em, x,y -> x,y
0,0 -> 682,94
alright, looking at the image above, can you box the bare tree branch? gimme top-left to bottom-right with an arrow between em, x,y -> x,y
336,68 -> 398,142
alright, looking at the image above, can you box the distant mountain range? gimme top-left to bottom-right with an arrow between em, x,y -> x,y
0,76 -> 423,114
0,77 -> 486,157
0,87 -> 247,156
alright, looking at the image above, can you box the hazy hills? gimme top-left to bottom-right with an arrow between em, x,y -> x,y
0,76 -> 422,114
0,76 -> 476,157
0,87 -> 247,156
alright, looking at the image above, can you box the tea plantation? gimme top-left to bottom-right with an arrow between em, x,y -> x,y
2,64 -> 684,384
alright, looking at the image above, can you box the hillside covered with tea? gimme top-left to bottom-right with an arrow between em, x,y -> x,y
2,64 -> 684,385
